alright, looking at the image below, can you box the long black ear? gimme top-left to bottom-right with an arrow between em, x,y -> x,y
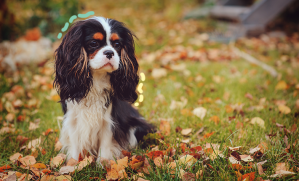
110,24 -> 139,104
54,21 -> 93,103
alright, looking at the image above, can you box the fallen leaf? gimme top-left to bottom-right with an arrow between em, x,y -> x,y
54,141 -> 63,151
27,137 -> 41,149
28,122 -> 39,131
43,128 -> 53,136
56,175 -> 72,181
146,151 -> 163,159
245,93 -> 253,100
182,172 -> 196,181
159,120 -> 170,136
250,117 -> 265,129
32,163 -> 47,169
229,156 -> 240,164
257,164 -> 264,175
154,157 -> 163,168
209,116 -> 220,124
249,146 -> 260,154
203,132 -> 215,139
10,153 -> 23,162
241,172 -> 255,181
19,156 -> 36,166
181,128 -> 192,136
151,68 -> 167,79
192,107 -> 207,120
178,155 -> 197,168
228,146 -> 242,151
278,105 -> 291,114
240,155 -> 254,162
59,166 -> 75,174
66,158 -> 78,166
5,113 -> 15,122
275,81 -> 287,90
225,105 -> 233,113
76,156 -> 93,171
50,155 -> 64,167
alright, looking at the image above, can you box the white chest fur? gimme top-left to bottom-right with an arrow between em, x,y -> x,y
59,73 -> 122,161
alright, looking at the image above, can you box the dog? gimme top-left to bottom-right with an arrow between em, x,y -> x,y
54,16 -> 154,161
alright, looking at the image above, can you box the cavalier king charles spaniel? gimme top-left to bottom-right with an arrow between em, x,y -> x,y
54,17 -> 154,161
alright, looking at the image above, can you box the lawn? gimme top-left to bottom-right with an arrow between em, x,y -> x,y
0,0 -> 298,180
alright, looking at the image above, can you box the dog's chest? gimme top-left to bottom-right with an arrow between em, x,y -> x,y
64,73 -> 113,153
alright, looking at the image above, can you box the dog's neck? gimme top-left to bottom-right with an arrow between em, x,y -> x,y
81,71 -> 111,105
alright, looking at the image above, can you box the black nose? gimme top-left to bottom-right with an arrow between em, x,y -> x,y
103,50 -> 114,59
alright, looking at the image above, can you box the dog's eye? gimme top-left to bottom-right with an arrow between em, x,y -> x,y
113,42 -> 121,49
89,40 -> 99,48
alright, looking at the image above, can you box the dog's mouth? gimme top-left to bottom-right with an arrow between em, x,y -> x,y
101,63 -> 113,69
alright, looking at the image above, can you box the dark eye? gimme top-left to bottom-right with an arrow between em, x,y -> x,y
113,42 -> 121,49
89,40 -> 99,48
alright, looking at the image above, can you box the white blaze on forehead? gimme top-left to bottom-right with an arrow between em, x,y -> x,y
91,16 -> 111,46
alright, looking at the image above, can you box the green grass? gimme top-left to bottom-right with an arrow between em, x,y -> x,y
1,0 -> 299,180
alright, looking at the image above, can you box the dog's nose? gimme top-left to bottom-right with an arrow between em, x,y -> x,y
103,50 -> 114,60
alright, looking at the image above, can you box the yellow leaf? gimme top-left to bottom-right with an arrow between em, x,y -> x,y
275,81 -> 287,90
225,105 -> 233,113
32,163 -> 47,169
278,105 -> 291,114
250,117 -> 265,129
209,116 -> 220,124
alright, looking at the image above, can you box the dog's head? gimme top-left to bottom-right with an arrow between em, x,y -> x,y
54,17 -> 139,104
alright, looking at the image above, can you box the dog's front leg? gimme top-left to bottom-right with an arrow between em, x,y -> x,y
96,124 -> 115,162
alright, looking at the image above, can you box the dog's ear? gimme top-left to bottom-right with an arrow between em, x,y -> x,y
110,26 -> 139,104
54,21 -> 93,103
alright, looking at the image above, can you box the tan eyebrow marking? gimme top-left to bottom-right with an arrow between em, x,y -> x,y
93,32 -> 104,40
110,33 -> 119,41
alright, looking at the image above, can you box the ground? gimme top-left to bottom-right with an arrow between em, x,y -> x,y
0,0 -> 299,180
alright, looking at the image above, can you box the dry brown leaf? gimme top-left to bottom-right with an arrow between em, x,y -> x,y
240,155 -> 254,162
27,137 -> 41,149
192,107 -> 207,120
250,117 -> 265,129
28,122 -> 39,131
5,113 -> 15,122
257,164 -> 264,175
154,157 -> 163,168
40,175 -> 55,181
59,166 -> 75,175
209,116 -> 220,124
10,153 -> 23,162
66,158 -> 78,166
278,105 -> 291,114
182,172 -> 196,181
275,81 -> 287,90
181,128 -> 192,136
50,155 -> 64,168
151,68 -> 167,79
228,146 -> 242,151
19,156 -> 36,166
56,175 -> 72,181
32,163 -> 47,169
159,120 -> 170,136
54,141 -> 63,151
107,156 -> 128,180
76,156 -> 93,171
178,155 -> 197,168
258,142 -> 268,153
18,174 -> 32,181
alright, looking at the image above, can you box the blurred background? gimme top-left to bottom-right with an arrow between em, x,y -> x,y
0,0 -> 299,71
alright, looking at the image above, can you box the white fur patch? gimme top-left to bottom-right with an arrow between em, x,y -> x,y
91,17 -> 111,46
60,72 -> 122,161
